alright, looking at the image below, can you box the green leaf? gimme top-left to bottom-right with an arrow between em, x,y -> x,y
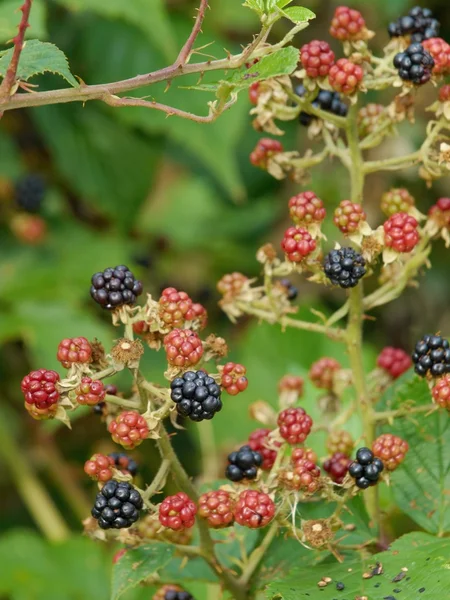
0,39 -> 77,86
280,6 -> 316,23
243,0 -> 265,15
0,0 -> 47,43
111,543 -> 175,600
53,0 -> 176,61
378,374 -> 450,535
275,0 -> 293,8
264,532 -> 450,599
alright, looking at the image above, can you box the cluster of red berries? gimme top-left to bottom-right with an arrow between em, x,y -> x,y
288,191 -> 326,227
329,6 -> 366,41
164,328 -> 204,368
159,287 -> 206,330
334,200 -> 366,235
248,428 -> 280,470
159,489 -> 275,531
277,407 -> 313,445
309,357 -> 341,391
432,374 -> 450,410
300,40 -> 335,78
108,410 -> 150,449
57,337 -> 92,368
281,226 -> 317,263
220,362 -> 248,396
21,369 -> 60,419
84,452 -> 138,482
280,447 -> 321,493
249,138 -> 283,169
377,347 -> 412,379
429,197 -> 450,228
383,212 -> 420,253
323,430 -> 354,484
75,377 -> 106,406
217,272 -> 248,299
372,434 -> 409,471
278,374 -> 304,396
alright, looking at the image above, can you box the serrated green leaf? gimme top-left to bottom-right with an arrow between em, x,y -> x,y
264,532 -> 450,599
53,0 -> 176,61
275,0 -> 293,8
243,0 -> 265,15
280,6 -> 316,23
0,0 -> 47,43
111,543 -> 175,600
0,39 -> 77,86
377,374 -> 450,535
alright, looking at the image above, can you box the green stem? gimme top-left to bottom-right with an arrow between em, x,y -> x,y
142,458 -> 170,502
238,520 -> 279,586
196,419 -> 218,482
374,404 -> 437,422
0,413 -> 69,541
363,151 -> 420,174
105,394 -> 141,409
346,103 -> 365,203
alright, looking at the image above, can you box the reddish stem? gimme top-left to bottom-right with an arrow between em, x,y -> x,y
0,0 -> 34,99
176,0 -> 209,66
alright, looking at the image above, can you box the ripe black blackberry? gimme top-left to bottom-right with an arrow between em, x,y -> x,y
92,402 -> 106,416
15,174 -> 45,213
323,247 -> 366,289
90,265 -> 143,309
412,334 -> 450,377
295,86 -> 348,127
108,452 -> 138,476
279,278 -> 298,301
91,480 -> 143,529
170,371 -> 222,422
348,448 -> 384,489
226,445 -> 263,482
388,7 -> 440,42
394,43 -> 435,85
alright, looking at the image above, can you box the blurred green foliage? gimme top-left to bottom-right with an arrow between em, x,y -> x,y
1,0 -> 450,598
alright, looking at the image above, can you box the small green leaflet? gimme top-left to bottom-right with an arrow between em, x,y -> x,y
280,6 -> 316,23
242,0 -> 265,16
0,39 -> 77,86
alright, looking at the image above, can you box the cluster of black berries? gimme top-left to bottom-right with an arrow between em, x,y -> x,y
164,590 -> 193,600
226,445 -> 263,482
323,247 -> 366,289
170,371 -> 222,422
348,448 -> 384,489
279,278 -> 298,301
91,480 -> 143,529
90,265 -> 143,309
394,43 -> 434,84
15,174 -> 46,213
109,452 -> 138,477
295,85 -> 348,127
388,6 -> 440,42
412,334 -> 450,377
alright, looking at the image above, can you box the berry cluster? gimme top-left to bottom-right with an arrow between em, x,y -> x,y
309,357 -> 341,390
323,452 -> 352,484
159,287 -> 206,329
164,329 -> 204,368
300,40 -> 335,78
296,86 -> 348,127
422,38 -> 450,75
348,448 -> 384,489
333,200 -> 366,235
432,374 -> 450,410
198,490 -> 235,528
328,59 -> 364,95
324,247 -> 366,289
153,586 -> 193,600
250,138 -> 283,169
412,334 -> 450,377
84,454 -> 115,482
377,347 -> 412,379
281,226 -> 317,263
91,480 -> 143,529
57,337 -> 92,368
75,377 -> 106,406
429,197 -> 450,228
90,266 -> 143,310
394,44 -> 434,85
226,445 -> 262,482
109,452 -> 138,476
381,188 -> 415,217
388,7 -> 440,43
170,370 -> 222,421
108,410 -> 149,449
383,212 -> 420,253
326,430 -> 354,456
281,447 -> 321,493
277,407 -> 313,445
372,434 -> 409,471
159,492 -> 197,531
288,191 -> 326,227
220,362 -> 248,396
248,428 -> 280,471
21,369 -> 60,419
278,374 -> 304,396
15,174 -> 46,213
217,272 -> 248,298
234,490 -> 275,529
329,6 -> 366,41
357,103 -> 384,138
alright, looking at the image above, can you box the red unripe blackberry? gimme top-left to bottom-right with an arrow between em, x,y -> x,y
198,490 -> 235,528
357,103 -> 384,137
164,328 -> 204,368
217,272 -> 248,298
75,377 -> 106,406
250,138 -> 283,169
159,287 -> 201,329
190,302 -> 208,329
159,492 -> 197,531
249,82 -> 260,105
439,84 -> 450,102
432,374 -> 450,410
300,40 -> 335,78
381,188 -> 415,217
281,458 -> 321,493
278,375 -> 304,396
330,6 -> 366,41
57,337 -> 92,368
277,407 -> 313,445
383,212 -> 420,253
377,347 -> 412,379
372,434 -> 409,471
138,513 -> 192,545
10,214 -> 47,245
108,410 -> 149,449
429,197 -> 450,228
309,357 -> 341,390
105,384 -> 118,396
329,59 -> 363,95
132,320 -> 150,335
234,490 -> 275,529
21,369 -> 60,411
422,38 -> 450,74
291,447 -> 317,465
288,191 -> 326,227
221,362 -> 248,396
248,428 -> 280,470
326,430 -> 354,456
333,200 -> 366,235
323,452 -> 352,484
281,226 -> 316,263
84,453 -> 115,482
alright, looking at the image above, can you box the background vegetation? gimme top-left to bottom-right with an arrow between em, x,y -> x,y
0,0 -> 449,598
